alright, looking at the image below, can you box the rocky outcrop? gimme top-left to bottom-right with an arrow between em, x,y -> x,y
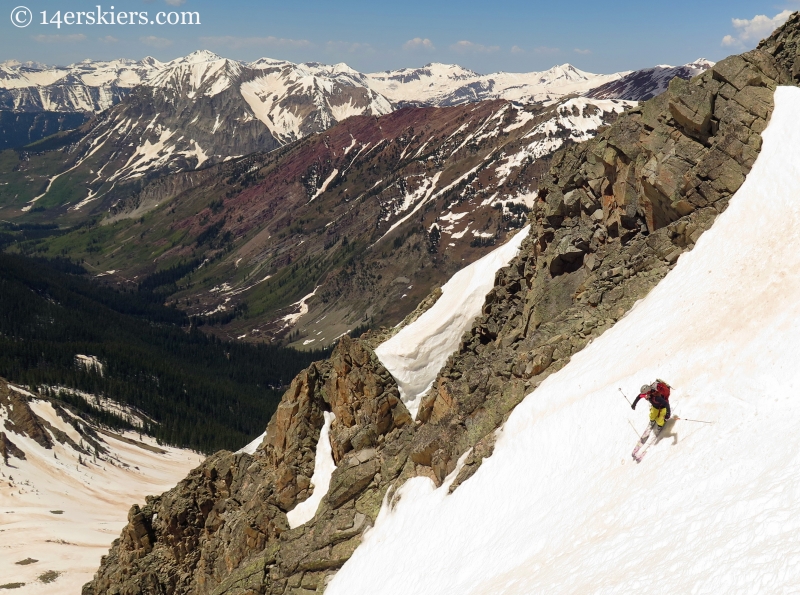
84,359 -> 327,595
84,335 -> 413,595
1,382 -> 53,449
86,14 -> 800,595
1,431 -> 26,463
0,380 -> 93,455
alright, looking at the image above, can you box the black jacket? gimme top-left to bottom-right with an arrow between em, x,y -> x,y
632,391 -> 671,419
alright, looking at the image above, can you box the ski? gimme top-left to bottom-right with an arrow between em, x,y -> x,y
633,425 -> 663,463
631,423 -> 654,459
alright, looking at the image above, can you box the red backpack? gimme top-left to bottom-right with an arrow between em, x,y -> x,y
654,380 -> 671,399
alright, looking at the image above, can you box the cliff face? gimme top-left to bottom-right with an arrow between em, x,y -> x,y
85,14 -> 800,595
85,336 -> 413,594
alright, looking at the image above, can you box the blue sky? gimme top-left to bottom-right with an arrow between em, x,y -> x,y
3,0 -> 800,73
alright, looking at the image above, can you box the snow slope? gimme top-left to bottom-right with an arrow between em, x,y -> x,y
0,393 -> 202,594
366,63 -> 627,106
328,86 -> 800,594
375,226 -> 529,418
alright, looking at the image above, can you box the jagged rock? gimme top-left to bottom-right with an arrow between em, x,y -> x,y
84,336 -> 407,595
0,382 -> 53,449
1,431 -> 26,463
326,336 -> 412,463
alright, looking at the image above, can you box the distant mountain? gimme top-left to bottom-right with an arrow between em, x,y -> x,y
0,50 -> 393,217
585,59 -> 714,101
0,57 -> 163,112
0,51 -> 393,171
14,95 -> 632,347
365,62 -> 628,106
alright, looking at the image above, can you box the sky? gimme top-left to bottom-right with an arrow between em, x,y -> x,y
2,0 -> 800,74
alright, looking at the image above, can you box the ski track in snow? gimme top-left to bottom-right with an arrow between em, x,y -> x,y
375,225 -> 528,417
328,86 -> 800,594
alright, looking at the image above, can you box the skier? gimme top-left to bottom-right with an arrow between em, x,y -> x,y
631,379 -> 671,432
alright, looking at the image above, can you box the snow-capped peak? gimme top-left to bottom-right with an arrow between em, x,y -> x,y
167,50 -> 225,66
685,58 -> 715,70
584,58 -> 715,101
147,52 -> 245,97
365,61 -> 626,106
141,56 -> 165,68
249,57 -> 293,69
0,59 -> 49,69
537,63 -> 592,84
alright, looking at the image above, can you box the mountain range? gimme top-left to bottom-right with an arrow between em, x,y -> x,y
0,52 -> 626,114
0,51 -> 711,153
0,52 -> 711,346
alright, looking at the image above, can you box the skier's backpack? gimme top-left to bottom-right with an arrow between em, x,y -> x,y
655,379 -> 671,399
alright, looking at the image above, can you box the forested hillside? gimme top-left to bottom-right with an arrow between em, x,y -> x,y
0,254 -> 327,452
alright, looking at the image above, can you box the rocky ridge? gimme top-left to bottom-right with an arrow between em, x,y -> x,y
585,59 -> 714,101
83,13 -> 800,595
85,336 -> 412,595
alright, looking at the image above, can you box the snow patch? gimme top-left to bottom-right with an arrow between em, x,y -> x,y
286,412 -> 337,528
237,431 -> 266,455
375,226 -> 528,417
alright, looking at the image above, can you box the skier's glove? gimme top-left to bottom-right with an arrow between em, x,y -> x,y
631,403 -> 635,410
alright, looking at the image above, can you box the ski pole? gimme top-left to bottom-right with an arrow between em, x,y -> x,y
673,416 -> 713,424
618,388 -> 631,405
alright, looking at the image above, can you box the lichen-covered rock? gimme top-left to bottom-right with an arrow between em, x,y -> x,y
83,337 -> 411,595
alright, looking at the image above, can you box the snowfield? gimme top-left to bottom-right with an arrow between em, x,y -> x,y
327,86 -> 800,594
0,395 -> 202,594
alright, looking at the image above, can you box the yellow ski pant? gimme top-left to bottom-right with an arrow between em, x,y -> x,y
649,406 -> 667,427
